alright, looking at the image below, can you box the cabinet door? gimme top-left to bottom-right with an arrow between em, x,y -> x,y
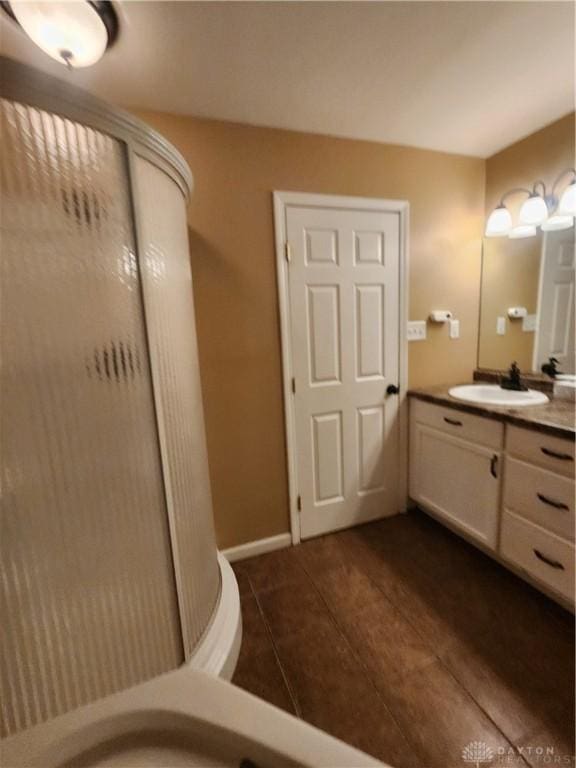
410,423 -> 500,549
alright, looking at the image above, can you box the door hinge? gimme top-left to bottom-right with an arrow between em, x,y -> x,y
297,494 -> 302,511
291,377 -> 296,394
284,242 -> 292,263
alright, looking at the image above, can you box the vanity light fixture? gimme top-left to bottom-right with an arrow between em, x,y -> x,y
485,168 -> 575,238
558,177 -> 576,216
518,187 -> 548,226
541,215 -> 574,232
509,225 -> 537,239
0,1 -> 119,68
485,204 -> 513,237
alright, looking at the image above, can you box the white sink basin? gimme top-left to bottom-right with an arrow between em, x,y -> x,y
449,384 -> 549,407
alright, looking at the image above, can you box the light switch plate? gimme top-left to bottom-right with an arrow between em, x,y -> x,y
497,316 -> 506,335
407,321 -> 426,341
449,319 -> 460,339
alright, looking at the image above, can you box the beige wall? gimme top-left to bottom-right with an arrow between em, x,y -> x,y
134,111 -> 485,548
480,113 -> 575,372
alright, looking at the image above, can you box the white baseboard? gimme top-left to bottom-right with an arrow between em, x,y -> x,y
221,532 -> 292,563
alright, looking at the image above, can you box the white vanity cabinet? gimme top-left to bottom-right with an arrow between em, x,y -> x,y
409,397 -> 575,608
500,426 -> 575,604
409,400 -> 503,549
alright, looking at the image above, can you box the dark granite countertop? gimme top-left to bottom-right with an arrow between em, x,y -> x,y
409,383 -> 575,440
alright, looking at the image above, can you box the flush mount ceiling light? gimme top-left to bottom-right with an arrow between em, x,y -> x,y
1,1 -> 118,68
485,168 -> 575,239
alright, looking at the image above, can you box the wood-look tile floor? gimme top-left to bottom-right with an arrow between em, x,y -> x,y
231,510 -> 575,768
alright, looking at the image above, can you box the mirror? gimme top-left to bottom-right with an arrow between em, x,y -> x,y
478,226 -> 575,375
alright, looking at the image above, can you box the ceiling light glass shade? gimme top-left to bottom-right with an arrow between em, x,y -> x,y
519,194 -> 548,226
509,225 -> 537,239
541,215 -> 574,232
9,1 -> 109,67
485,205 -> 512,237
558,182 -> 576,216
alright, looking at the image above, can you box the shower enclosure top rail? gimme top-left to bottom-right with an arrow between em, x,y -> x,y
0,54 -> 193,197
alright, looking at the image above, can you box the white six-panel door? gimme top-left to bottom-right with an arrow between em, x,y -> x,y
276,194 -> 406,540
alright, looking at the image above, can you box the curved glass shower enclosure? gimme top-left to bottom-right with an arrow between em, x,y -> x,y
0,57 -> 222,737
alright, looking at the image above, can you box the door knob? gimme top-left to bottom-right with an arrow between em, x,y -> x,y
386,384 -> 400,395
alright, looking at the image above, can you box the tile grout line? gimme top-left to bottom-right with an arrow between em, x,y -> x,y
348,543 -> 539,762
297,555 -> 424,765
245,574 -> 304,720
439,660 -> 531,766
352,552 -> 529,762
303,533 -> 535,766
351,546 -> 535,765
235,526 -> 573,768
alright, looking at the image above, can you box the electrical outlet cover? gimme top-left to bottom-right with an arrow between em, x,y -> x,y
449,319 -> 460,339
497,317 -> 506,335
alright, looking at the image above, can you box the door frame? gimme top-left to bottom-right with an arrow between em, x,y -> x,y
273,191 -> 410,544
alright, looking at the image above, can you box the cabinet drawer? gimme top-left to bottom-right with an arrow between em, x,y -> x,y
411,399 -> 503,450
504,458 -> 575,541
500,510 -> 575,604
507,425 -> 575,477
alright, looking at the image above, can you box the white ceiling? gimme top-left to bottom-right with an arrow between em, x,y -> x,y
1,1 -> 574,158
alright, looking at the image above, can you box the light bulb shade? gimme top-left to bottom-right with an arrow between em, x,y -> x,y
7,1 -> 117,68
558,182 -> 576,216
519,194 -> 548,226
541,215 -> 574,232
509,225 -> 537,239
485,205 -> 512,237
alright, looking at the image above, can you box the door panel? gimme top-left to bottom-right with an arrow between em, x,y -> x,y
307,285 -> 341,384
132,156 -> 220,659
312,411 -> 345,504
356,284 -> 386,379
357,406 -> 386,494
286,203 -> 400,539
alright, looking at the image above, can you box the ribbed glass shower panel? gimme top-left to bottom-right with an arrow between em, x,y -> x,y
0,100 -> 183,737
133,156 -> 220,659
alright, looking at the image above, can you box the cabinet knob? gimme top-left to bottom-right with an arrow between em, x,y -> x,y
386,384 -> 399,396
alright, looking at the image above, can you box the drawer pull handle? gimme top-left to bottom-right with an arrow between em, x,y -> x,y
490,455 -> 498,478
536,493 -> 569,511
533,549 -> 565,570
541,447 -> 573,462
443,417 -> 463,427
